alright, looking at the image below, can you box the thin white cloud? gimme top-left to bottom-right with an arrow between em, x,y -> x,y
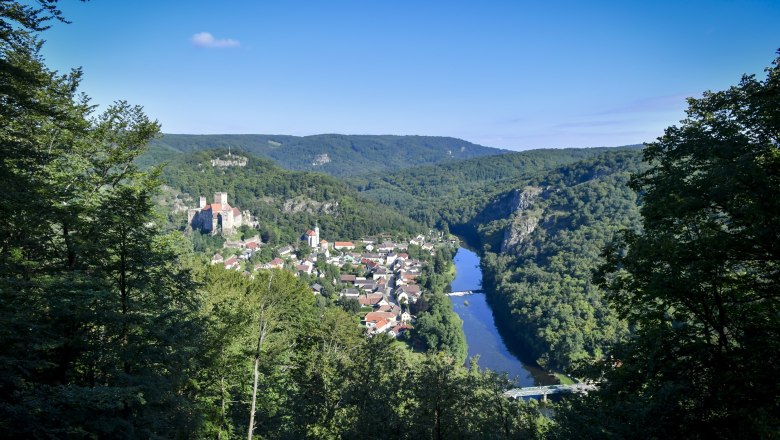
593,94 -> 691,116
191,32 -> 240,48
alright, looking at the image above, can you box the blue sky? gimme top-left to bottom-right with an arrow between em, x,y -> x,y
41,0 -> 779,150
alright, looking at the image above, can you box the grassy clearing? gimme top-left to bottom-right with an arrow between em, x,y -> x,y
392,339 -> 426,364
553,372 -> 575,385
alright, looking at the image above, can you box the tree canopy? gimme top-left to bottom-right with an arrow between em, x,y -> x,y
556,52 -> 780,439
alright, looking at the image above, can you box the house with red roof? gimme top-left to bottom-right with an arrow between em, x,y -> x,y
334,241 -> 355,250
224,256 -> 240,270
371,319 -> 392,334
358,293 -> 386,307
364,311 -> 396,325
388,324 -> 412,338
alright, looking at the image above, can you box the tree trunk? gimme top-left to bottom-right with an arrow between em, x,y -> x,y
219,376 -> 226,440
248,274 -> 273,440
247,356 -> 261,440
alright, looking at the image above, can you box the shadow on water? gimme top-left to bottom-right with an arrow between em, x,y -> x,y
448,246 -> 558,387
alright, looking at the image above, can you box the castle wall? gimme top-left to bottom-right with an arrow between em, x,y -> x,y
189,209 -> 213,233
222,210 -> 234,233
189,193 -> 244,237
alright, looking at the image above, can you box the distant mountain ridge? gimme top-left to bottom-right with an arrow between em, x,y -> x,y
158,149 -> 424,244
141,133 -> 506,176
349,145 -> 643,230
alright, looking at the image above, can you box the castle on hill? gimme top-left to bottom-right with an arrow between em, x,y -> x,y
188,192 -> 249,236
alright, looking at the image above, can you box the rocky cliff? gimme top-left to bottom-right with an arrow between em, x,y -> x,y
500,186 -> 543,253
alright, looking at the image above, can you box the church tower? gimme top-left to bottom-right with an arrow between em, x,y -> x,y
305,224 -> 320,248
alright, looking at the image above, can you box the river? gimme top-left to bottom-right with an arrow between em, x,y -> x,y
448,247 -> 555,386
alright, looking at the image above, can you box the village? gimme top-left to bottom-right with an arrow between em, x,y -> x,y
191,192 -> 454,340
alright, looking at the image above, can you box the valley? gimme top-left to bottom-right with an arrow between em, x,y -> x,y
4,4 -> 777,435
153,139 -> 645,376
448,247 -> 557,387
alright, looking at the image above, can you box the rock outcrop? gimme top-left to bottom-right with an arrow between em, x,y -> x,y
501,186 -> 542,253
281,197 -> 338,215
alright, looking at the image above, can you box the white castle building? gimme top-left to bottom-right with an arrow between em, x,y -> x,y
188,192 -> 247,236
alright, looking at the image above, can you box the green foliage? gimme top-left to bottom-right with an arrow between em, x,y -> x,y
337,297 -> 361,314
407,353 -> 549,440
159,149 -> 424,242
477,151 -> 644,371
141,133 -> 504,176
195,267 -> 314,438
190,229 -> 226,254
0,10 -> 204,435
351,145 -> 642,230
414,293 -> 468,363
193,269 -> 546,439
296,241 -> 312,260
556,54 -> 780,438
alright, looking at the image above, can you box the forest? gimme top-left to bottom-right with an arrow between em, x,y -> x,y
140,133 -> 503,177
348,145 -> 641,230
352,145 -> 646,372
157,149 -> 424,243
477,151 -> 644,371
0,5 -> 544,437
1,2 -> 777,438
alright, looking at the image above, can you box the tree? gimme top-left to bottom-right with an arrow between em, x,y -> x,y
0,5 -> 205,436
560,52 -> 780,438
286,307 -> 364,438
296,242 -> 312,260
344,335 -> 408,438
197,267 -> 315,438
338,297 -> 361,314
414,293 -> 467,363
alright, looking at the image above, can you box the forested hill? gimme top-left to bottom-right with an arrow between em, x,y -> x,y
354,147 -> 646,372
476,150 -> 645,371
350,145 -> 642,229
140,133 -> 505,176
159,149 -> 423,243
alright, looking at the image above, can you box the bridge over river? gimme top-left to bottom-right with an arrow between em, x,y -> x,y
504,383 -> 597,401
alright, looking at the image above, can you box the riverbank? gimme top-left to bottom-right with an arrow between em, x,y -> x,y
448,247 -> 560,386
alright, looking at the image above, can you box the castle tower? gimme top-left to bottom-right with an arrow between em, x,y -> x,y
199,196 -> 206,209
214,192 -> 228,205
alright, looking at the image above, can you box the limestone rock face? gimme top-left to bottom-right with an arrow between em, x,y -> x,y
501,186 -> 542,253
508,186 -> 542,212
502,216 -> 539,253
281,197 -> 338,215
